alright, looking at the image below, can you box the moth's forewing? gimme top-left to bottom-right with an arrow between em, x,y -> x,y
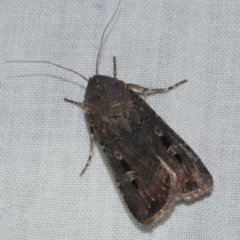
84,76 -> 213,224
126,89 -> 213,202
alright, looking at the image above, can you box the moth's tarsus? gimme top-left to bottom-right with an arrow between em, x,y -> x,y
95,0 -> 122,75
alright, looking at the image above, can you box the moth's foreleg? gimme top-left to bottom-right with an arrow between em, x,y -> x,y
64,98 -> 84,107
126,79 -> 187,100
79,131 -> 94,177
64,97 -> 94,177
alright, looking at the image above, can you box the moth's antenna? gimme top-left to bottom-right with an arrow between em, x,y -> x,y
6,60 -> 88,82
7,1 -> 121,80
96,0 -> 121,75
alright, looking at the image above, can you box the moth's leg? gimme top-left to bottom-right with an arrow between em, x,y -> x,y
64,98 -> 83,107
113,56 -> 117,78
79,130 -> 94,177
64,97 -> 93,176
126,79 -> 187,100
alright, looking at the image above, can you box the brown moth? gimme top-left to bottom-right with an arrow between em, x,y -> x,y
8,0 -> 213,225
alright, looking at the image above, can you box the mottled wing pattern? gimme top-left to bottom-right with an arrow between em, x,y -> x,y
127,89 -> 213,202
84,76 -> 213,224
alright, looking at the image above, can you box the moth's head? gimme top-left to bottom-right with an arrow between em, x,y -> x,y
84,75 -> 125,104
88,75 -> 115,85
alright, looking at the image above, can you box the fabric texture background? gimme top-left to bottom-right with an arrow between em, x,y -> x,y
1,0 -> 239,239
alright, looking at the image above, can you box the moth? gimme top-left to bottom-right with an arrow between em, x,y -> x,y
8,0 -> 213,225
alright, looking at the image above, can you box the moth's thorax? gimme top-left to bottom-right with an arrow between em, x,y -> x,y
84,75 -> 127,114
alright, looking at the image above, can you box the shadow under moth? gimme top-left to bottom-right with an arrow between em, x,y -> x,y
8,0 -> 213,225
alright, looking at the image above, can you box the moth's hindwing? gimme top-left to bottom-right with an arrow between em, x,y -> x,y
84,75 -> 213,225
